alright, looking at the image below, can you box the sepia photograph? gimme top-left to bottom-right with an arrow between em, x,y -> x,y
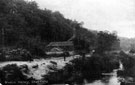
0,0 -> 135,85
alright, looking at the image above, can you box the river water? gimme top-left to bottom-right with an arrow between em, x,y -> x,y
85,61 -> 123,85
85,71 -> 120,85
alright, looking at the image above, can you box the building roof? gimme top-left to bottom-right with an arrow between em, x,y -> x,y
47,41 -> 73,47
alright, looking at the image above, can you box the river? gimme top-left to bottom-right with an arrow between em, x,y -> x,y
85,61 -> 123,85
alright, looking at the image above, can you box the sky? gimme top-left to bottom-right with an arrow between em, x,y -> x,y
30,0 -> 135,38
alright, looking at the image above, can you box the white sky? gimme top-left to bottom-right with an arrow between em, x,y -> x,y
31,0 -> 135,38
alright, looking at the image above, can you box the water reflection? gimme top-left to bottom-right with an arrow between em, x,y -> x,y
85,61 -> 123,85
85,76 -> 120,85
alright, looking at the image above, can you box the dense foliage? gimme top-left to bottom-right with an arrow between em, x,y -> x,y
0,0 -> 98,56
0,0 -> 119,59
95,31 -> 119,54
0,64 -> 35,85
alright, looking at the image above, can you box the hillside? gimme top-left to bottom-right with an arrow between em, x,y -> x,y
0,0 -> 119,59
119,37 -> 135,51
0,0 -> 97,56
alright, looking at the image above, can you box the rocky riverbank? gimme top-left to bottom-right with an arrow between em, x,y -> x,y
0,54 -> 120,85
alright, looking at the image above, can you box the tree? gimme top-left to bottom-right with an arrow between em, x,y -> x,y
72,21 -> 97,53
95,31 -> 119,54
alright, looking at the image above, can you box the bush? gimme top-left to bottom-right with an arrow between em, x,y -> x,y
2,64 -> 28,81
3,48 -> 33,61
0,64 -> 37,85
